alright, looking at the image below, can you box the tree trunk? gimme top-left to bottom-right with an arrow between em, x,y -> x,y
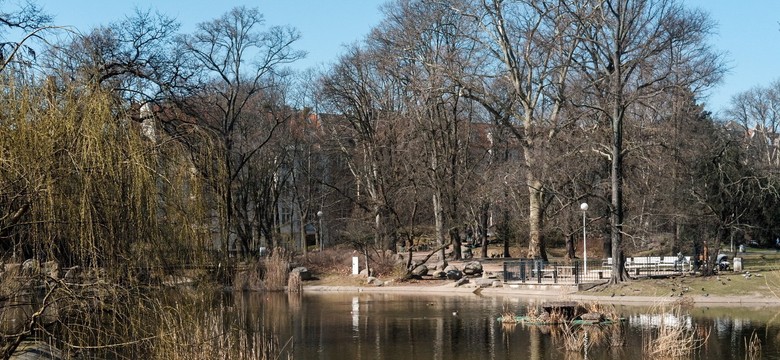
480,202 -> 489,258
526,177 -> 546,260
609,104 -> 627,284
449,195 -> 462,260
223,176 -> 233,265
374,205 -> 382,248
433,193 -> 446,261
450,227 -> 462,260
502,209 -> 511,258
566,232 -> 575,260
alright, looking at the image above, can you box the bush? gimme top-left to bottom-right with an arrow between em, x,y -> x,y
298,247 -> 354,276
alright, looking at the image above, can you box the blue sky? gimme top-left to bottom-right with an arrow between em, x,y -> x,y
38,0 -> 386,71
36,0 -> 780,116
687,0 -> 780,115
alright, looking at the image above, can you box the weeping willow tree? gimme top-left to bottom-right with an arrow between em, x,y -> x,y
0,73 -> 222,357
0,76 -> 212,276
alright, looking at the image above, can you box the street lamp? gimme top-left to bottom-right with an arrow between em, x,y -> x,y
580,202 -> 589,276
316,210 -> 324,251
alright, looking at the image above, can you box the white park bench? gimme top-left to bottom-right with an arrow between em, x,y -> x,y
602,255 -> 691,275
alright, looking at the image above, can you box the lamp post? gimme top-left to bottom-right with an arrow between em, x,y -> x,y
316,210 -> 324,251
580,202 -> 589,276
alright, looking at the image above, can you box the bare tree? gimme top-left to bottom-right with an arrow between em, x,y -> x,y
452,0 -> 582,260
689,126 -> 778,275
372,0 -> 485,260
44,8 -> 180,104
569,0 -> 724,283
726,82 -> 780,168
318,45 -> 406,251
173,6 -> 304,259
0,0 -> 51,73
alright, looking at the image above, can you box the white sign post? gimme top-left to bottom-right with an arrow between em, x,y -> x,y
352,256 -> 360,275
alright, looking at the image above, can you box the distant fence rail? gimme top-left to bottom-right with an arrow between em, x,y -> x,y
503,256 -> 691,285
502,260 -> 599,285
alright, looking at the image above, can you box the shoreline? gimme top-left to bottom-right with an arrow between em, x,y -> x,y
303,283 -> 780,307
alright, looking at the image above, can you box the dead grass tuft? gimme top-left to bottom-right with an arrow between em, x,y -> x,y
745,331 -> 761,360
156,303 -> 293,360
263,248 -> 292,291
499,311 -> 518,324
559,321 -> 586,352
298,248 -> 353,276
643,304 -> 707,359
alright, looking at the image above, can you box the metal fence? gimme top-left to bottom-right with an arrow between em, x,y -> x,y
503,257 -> 691,284
502,259 -> 611,284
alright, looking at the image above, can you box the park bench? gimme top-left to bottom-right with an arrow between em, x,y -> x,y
602,255 -> 691,275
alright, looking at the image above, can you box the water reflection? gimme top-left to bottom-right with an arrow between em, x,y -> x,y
224,292 -> 780,360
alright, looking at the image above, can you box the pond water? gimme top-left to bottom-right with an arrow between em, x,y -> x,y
225,291 -> 780,360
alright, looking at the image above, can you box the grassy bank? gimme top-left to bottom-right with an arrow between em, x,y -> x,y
583,249 -> 780,299
582,270 -> 780,298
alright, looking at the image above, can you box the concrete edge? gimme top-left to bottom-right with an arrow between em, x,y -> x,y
303,285 -> 780,307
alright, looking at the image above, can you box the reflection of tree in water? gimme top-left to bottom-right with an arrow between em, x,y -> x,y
529,326 -> 541,360
153,290 -> 294,359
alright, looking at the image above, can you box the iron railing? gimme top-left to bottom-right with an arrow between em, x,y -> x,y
503,257 -> 690,284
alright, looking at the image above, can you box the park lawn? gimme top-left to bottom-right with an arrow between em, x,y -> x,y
582,248 -> 780,298
584,270 -> 780,299
584,269 -> 780,299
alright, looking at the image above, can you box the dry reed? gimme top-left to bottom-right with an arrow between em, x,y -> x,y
524,306 -> 567,324
500,311 -> 518,324
155,302 -> 293,360
744,331 -> 761,360
263,248 -> 291,291
581,301 -> 620,322
287,271 -> 302,293
559,321 -> 586,352
643,304 -> 707,359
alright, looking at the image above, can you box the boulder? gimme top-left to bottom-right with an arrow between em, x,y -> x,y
367,276 -> 384,286
11,341 -> 62,360
290,267 -> 312,281
454,277 -> 469,287
443,265 -> 459,273
474,278 -> 495,287
463,261 -> 483,276
446,269 -> 463,280
41,261 -> 60,279
4,262 -> 21,275
431,270 -> 446,279
411,264 -> 428,277
22,259 -> 39,274
0,292 -> 32,334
